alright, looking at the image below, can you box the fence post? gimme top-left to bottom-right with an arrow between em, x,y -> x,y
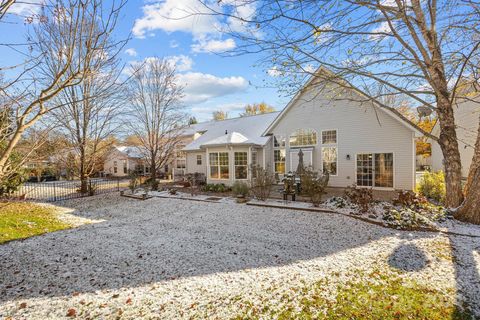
117,179 -> 120,192
53,182 -> 57,202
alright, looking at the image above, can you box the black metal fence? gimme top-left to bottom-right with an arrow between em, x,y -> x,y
11,179 -> 129,202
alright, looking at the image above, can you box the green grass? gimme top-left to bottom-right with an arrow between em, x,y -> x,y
0,202 -> 71,244
232,270 -> 473,320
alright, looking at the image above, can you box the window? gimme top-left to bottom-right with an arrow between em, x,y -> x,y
113,161 -> 118,174
274,149 -> 286,174
322,147 -> 337,175
123,160 -> 127,174
196,154 -> 202,165
289,129 -> 317,147
322,130 -> 337,144
209,152 -> 229,179
274,135 -> 286,148
176,159 -> 186,169
234,152 -> 248,179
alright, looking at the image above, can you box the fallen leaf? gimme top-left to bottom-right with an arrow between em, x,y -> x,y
66,308 -> 76,317
19,302 -> 27,309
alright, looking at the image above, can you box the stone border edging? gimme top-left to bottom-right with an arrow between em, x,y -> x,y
246,201 -> 480,238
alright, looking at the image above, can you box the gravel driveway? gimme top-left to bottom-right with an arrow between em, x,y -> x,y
1,194 -> 479,319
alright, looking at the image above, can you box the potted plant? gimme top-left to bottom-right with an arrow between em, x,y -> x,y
232,181 -> 249,203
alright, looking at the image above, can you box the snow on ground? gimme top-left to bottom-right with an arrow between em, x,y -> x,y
0,194 -> 479,319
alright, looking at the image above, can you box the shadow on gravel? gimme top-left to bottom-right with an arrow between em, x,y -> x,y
448,234 -> 480,316
388,243 -> 428,272
0,197 -> 452,304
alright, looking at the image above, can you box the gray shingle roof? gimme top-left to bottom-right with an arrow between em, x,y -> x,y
183,112 -> 279,151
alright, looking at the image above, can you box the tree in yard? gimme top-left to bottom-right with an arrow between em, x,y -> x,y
0,0 -> 127,189
199,0 -> 480,223
212,110 -> 228,121
127,57 -> 187,189
240,102 -> 275,117
52,13 -> 127,193
188,116 -> 198,125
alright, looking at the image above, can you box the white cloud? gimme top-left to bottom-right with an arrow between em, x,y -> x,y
125,48 -> 137,57
191,38 -> 236,53
169,40 -> 180,48
132,0 -> 258,54
267,66 -> 282,77
8,0 -> 44,16
166,55 -> 194,72
177,72 -> 248,104
191,102 -> 245,119
132,0 -> 221,39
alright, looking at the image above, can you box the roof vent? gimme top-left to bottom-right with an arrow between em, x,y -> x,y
225,130 -> 228,135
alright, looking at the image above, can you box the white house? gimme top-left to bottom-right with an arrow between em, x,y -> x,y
183,70 -> 423,190
104,146 -> 151,177
431,97 -> 480,178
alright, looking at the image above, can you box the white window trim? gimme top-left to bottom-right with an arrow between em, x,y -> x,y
273,134 -> 286,175
209,152 -> 230,180
354,152 -> 395,190
234,151 -> 248,180
321,146 -> 338,177
196,154 -> 202,165
320,129 -> 338,177
289,128 -> 318,148
321,129 -> 338,145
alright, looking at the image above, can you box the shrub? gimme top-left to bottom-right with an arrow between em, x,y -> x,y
383,207 -> 446,229
325,196 -> 349,208
300,168 -> 329,207
249,165 -> 275,201
417,171 -> 446,204
393,190 -> 427,208
202,183 -> 231,193
232,181 -> 249,198
129,174 -> 140,194
344,185 -> 373,213
0,170 -> 26,197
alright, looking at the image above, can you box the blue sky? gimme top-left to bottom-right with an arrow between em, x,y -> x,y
0,0 -> 288,122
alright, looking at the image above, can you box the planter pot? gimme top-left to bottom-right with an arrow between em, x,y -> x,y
236,195 -> 248,204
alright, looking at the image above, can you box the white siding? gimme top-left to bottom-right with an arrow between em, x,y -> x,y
431,99 -> 479,178
269,87 -> 416,190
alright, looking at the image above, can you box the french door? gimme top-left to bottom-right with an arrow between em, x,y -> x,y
356,153 -> 394,188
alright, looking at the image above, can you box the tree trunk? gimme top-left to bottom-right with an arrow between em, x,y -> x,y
455,117 -> 480,224
150,157 -> 158,190
436,97 -> 464,207
79,147 -> 88,194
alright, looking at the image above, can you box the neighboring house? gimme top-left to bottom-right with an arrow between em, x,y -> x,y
104,146 -> 151,177
183,70 -> 422,190
431,97 -> 480,178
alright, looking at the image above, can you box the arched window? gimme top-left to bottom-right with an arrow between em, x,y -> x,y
289,129 -> 317,147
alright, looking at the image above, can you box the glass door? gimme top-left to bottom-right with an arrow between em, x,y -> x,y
356,154 -> 373,187
356,153 -> 394,188
374,153 -> 394,188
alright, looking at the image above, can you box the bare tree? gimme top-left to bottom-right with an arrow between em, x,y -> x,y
0,0 -> 15,19
198,0 -> 480,222
0,0 -> 127,187
127,58 -> 187,189
52,16 -> 127,193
